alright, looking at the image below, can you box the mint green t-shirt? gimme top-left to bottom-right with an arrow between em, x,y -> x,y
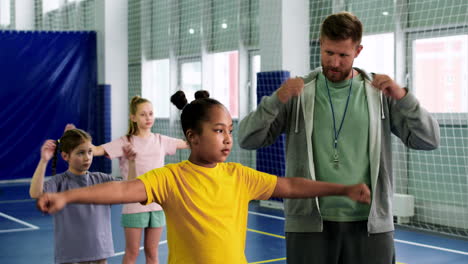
313,73 -> 371,221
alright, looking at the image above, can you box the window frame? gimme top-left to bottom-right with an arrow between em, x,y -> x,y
0,0 -> 11,27
177,56 -> 203,103
42,0 -> 64,14
247,49 -> 260,111
142,58 -> 172,119
354,32 -> 395,79
407,26 -> 468,124
206,50 -> 240,118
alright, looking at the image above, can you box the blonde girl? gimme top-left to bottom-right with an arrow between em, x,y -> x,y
92,96 -> 188,264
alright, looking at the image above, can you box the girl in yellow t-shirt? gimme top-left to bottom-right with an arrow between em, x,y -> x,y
36,91 -> 371,264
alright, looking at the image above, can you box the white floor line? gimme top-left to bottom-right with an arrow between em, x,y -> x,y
0,178 -> 33,184
0,227 -> 38,233
0,212 -> 39,233
0,199 -> 35,204
394,239 -> 468,256
248,211 -> 468,256
248,211 -> 285,220
112,240 -> 168,257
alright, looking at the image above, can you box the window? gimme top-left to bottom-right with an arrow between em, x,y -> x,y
412,35 -> 468,113
180,60 -> 202,103
354,33 -> 395,78
209,51 -> 239,118
0,0 -> 10,26
142,59 -> 171,118
43,0 -> 63,13
249,52 -> 261,110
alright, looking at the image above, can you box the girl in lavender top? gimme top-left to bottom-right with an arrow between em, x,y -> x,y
30,128 -> 134,264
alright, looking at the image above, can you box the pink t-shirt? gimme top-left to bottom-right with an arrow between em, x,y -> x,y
102,133 -> 180,214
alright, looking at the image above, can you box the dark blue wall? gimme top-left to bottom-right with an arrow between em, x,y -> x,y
0,31 -> 105,180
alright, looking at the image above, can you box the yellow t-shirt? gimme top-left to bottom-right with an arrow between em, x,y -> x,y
138,160 -> 277,264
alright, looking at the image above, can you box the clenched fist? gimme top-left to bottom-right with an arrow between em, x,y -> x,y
372,74 -> 406,100
36,193 -> 67,214
345,183 -> 371,204
277,77 -> 304,103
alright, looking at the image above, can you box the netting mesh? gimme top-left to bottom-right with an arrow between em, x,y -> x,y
33,0 -> 96,31
1,0 -> 467,238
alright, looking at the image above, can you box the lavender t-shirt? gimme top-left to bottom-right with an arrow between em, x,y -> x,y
102,133 -> 179,214
43,171 -> 115,264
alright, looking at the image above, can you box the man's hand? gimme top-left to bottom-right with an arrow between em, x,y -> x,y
36,193 -> 67,214
345,183 -> 371,204
372,74 -> 406,100
277,77 -> 304,103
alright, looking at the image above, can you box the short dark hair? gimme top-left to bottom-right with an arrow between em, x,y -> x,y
320,11 -> 363,44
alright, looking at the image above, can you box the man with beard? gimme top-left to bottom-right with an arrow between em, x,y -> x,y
238,11 -> 439,264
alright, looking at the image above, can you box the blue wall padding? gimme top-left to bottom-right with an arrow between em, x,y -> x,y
90,84 -> 112,174
0,31 -> 98,180
255,71 -> 290,177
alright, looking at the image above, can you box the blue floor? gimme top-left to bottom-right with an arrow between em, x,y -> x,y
1,182 -> 467,264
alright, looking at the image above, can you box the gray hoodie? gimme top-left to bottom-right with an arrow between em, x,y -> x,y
238,67 -> 440,234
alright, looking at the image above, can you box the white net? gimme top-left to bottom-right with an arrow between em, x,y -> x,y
33,0 -> 96,31
2,0 -> 467,239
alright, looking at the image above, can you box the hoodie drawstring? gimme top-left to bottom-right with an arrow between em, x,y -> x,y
380,91 -> 385,119
295,95 -> 301,133
371,72 -> 386,120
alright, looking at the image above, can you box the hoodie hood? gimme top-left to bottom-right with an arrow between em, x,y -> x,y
295,67 -> 385,133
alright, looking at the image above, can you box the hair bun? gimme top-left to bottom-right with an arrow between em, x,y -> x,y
194,90 -> 210,100
170,91 -> 188,110
131,95 -> 141,104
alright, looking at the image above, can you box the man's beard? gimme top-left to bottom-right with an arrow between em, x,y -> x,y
322,65 -> 353,82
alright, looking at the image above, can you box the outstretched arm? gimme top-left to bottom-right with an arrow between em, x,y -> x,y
36,179 -> 147,214
272,177 -> 370,204
64,124 -> 109,156
92,144 -> 107,156
176,139 -> 190,150
30,140 -> 56,198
